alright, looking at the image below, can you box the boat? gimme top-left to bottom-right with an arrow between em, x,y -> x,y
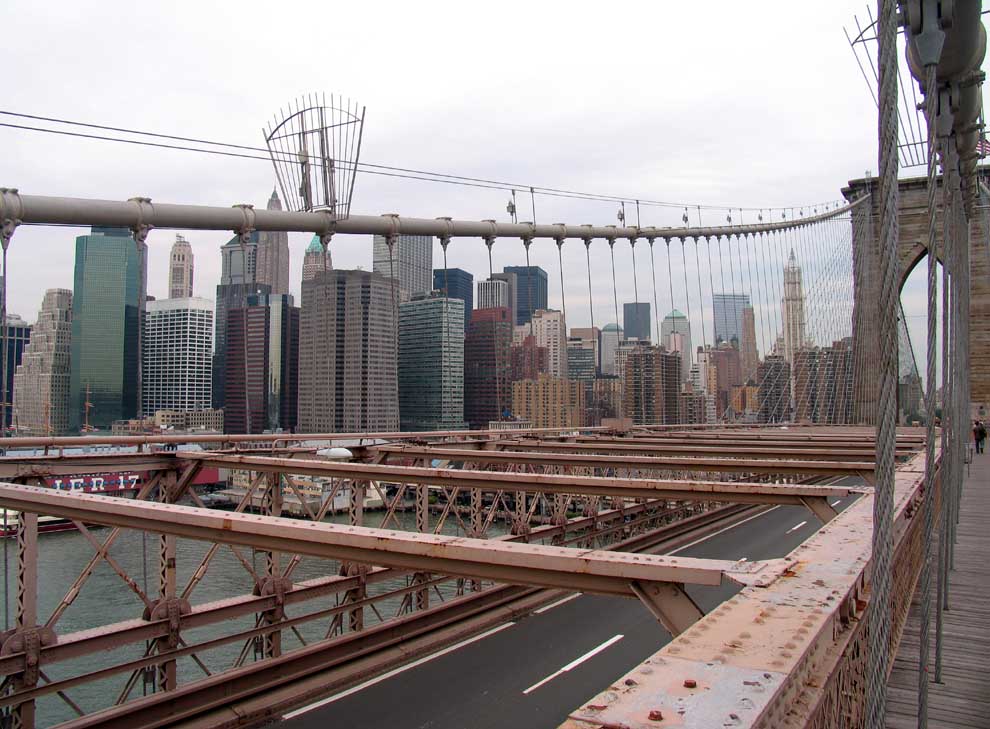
1,511 -> 77,537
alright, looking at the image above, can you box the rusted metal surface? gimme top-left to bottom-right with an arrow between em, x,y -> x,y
559,449 -> 933,729
0,425 -> 926,728
370,444 -> 876,476
176,452 -> 854,519
0,483 -> 787,595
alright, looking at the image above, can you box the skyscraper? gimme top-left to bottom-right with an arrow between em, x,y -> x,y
566,337 -> 597,383
256,190 -> 290,295
399,293 -> 465,431
712,293 -> 750,346
220,231 -> 258,285
225,293 -> 299,434
502,265 -> 548,326
623,302 -> 651,341
708,343 -> 743,419
600,323 -> 623,376
464,307 -> 513,428
782,249 -> 808,363
298,270 -> 398,432
168,234 -> 194,299
622,345 -> 681,425
213,281 -> 270,409
142,298 -> 213,415
477,279 -> 509,310
757,355 -> 790,424
660,310 -> 692,383
12,289 -> 72,435
491,271 -> 518,326
570,327 -> 601,375
69,227 -> 145,431
530,309 -> 567,378
511,375 -> 585,428
433,267 -> 473,329
373,234 -> 433,300
510,335 -> 548,382
740,306 -> 759,382
302,235 -> 332,282
3,315 -> 31,429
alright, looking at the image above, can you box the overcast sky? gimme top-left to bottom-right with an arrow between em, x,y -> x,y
2,1 -> 980,380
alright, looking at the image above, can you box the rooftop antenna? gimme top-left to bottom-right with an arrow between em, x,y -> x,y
263,94 -> 366,218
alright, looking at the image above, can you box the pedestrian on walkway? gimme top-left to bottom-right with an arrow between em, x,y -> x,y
977,421 -> 987,454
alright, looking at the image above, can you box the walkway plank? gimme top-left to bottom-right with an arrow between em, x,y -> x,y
886,457 -> 990,728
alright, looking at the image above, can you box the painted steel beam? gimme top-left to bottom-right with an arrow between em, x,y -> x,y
0,453 -> 174,479
560,450 -> 933,729
0,483 -> 787,596
630,581 -> 705,637
176,453 -> 852,521
496,439 -> 882,462
370,444 -> 875,476
0,425 -> 605,450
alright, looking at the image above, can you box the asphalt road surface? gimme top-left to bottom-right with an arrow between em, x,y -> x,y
281,482 -> 858,729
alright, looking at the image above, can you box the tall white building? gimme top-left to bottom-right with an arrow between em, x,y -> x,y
781,249 -> 808,363
256,190 -> 290,295
142,297 -> 213,414
372,234 -> 433,300
12,289 -> 72,435
302,235 -> 332,283
600,323 -> 623,376
477,278 -> 509,310
531,309 -> 567,378
660,309 -> 692,382
168,234 -> 194,298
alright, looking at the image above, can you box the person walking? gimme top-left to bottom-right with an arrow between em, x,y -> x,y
978,420 -> 987,455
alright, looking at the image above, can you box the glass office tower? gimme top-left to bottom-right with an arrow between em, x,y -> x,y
69,227 -> 145,431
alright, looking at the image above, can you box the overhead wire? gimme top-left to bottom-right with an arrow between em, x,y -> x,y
0,110 -> 842,216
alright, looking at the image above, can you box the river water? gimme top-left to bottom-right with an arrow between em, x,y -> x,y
1,506 -> 506,727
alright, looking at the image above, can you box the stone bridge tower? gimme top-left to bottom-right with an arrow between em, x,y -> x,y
843,173 -> 990,423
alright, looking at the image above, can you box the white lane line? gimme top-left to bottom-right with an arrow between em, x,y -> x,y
522,634 -> 624,695
738,557 -> 748,562
667,506 -> 781,556
282,622 -> 516,719
534,593 -> 580,614
831,500 -> 841,507
786,520 -> 808,534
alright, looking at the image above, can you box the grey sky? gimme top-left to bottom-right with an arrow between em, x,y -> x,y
1,1 -> 976,379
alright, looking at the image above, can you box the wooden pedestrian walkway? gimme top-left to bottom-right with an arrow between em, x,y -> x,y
886,454 -> 990,728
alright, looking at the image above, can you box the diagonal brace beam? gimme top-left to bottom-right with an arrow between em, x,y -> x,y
629,580 -> 704,636
799,496 -> 839,524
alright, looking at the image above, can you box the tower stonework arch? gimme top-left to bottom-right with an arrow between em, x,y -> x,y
844,173 -> 990,423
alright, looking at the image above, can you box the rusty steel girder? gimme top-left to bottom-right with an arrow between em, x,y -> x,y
559,449 -> 934,729
0,483 -> 787,597
175,451 -> 852,522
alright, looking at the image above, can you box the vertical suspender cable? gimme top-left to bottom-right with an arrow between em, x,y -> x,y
693,239 -> 708,351
649,240 -> 661,350
609,240 -> 620,339
867,0 -> 900,724
918,57 -> 941,725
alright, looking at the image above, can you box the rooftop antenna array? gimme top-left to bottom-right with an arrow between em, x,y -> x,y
264,94 -> 366,217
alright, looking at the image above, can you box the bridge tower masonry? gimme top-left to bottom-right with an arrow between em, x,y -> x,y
844,173 -> 990,423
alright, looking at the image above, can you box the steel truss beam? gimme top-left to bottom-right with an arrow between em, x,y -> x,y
489,438 -> 884,462
176,452 -> 848,522
368,444 -> 875,477
0,453 -> 174,479
561,450 -> 934,729
0,483 -> 787,597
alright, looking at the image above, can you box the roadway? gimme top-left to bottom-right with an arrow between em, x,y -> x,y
281,484 -> 859,729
